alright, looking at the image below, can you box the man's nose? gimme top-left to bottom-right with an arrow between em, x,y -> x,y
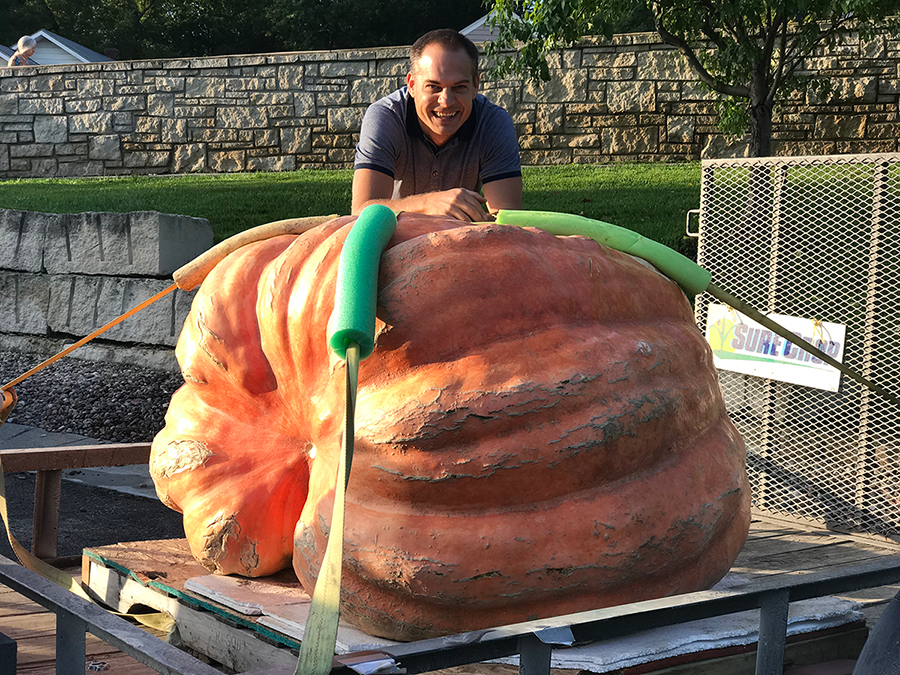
439,88 -> 455,107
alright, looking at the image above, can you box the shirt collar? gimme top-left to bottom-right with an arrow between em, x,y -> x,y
405,91 -> 478,150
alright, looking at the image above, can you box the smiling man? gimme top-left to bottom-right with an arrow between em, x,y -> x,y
352,29 -> 522,221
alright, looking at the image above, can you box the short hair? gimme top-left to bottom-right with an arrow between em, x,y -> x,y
18,36 -> 36,51
410,29 -> 479,79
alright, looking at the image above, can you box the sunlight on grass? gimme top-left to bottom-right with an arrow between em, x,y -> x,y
0,163 -> 700,254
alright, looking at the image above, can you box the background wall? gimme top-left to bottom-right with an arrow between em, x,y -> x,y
1,30 -> 898,179
0,208 -> 211,370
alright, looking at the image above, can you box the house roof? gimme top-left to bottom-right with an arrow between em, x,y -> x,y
460,15 -> 501,44
33,29 -> 113,62
7,29 -> 112,65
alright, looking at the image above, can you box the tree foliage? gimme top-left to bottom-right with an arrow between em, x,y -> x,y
486,0 -> 900,155
1,0 -> 486,59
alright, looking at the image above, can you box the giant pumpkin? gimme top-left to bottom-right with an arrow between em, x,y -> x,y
150,212 -> 749,641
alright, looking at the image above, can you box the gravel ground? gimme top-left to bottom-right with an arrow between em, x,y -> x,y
0,350 -> 184,443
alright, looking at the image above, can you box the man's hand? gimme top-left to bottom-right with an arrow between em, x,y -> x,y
352,168 -> 490,222
416,188 -> 487,221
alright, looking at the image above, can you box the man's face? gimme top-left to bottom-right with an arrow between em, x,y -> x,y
407,44 -> 479,147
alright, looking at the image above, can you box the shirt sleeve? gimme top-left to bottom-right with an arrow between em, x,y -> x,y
354,99 -> 405,178
480,105 -> 522,185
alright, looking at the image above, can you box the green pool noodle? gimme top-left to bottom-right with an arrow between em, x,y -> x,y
328,204 -> 398,360
495,209 -> 711,296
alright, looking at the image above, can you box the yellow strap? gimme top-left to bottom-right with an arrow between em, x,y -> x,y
0,390 -> 174,633
296,342 -> 359,675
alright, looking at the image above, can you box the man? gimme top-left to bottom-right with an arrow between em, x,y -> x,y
352,29 -> 522,221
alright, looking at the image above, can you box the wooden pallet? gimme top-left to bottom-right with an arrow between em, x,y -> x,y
74,516 -> 900,675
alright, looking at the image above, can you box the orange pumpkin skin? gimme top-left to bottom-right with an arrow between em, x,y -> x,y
152,213 -> 749,639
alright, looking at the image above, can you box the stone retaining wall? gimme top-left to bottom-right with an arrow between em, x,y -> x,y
0,209 -> 212,370
1,30 -> 899,178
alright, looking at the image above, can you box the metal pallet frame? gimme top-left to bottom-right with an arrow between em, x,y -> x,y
4,549 -> 900,675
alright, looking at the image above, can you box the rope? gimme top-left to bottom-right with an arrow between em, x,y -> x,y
2,284 -> 177,392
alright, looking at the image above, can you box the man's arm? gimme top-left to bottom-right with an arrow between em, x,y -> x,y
483,176 -> 523,214
352,168 -> 489,222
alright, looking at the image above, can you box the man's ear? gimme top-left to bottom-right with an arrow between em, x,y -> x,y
406,71 -> 415,96
473,73 -> 480,92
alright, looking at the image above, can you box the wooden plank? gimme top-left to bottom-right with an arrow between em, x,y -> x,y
86,559 -> 299,672
0,444 -> 151,472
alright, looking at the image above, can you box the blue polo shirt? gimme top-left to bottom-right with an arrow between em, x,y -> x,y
354,87 -> 521,198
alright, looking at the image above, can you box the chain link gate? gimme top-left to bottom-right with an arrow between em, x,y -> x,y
693,153 -> 900,542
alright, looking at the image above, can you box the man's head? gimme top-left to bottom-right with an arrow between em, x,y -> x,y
407,29 -> 480,147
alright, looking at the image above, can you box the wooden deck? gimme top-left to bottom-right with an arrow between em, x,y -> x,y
2,516 -> 900,674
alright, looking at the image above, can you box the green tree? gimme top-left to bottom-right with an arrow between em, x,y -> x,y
486,0 -> 900,156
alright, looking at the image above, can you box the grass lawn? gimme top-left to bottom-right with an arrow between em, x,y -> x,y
0,162 -> 701,256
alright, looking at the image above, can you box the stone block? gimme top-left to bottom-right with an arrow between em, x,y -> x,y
316,91 -> 350,108
19,98 -> 64,115
217,106 -> 268,128
43,211 -> 213,277
78,79 -> 116,97
162,118 -> 188,144
349,78 -> 396,104
601,126 -> 658,154
327,107 -> 364,133
294,93 -> 317,117
136,116 -> 161,134
326,147 -> 355,164
700,134 -> 751,159
815,114 -> 866,139
0,95 -> 17,115
607,81 -> 656,113
251,92 -> 293,106
33,116 -> 68,143
637,51 -> 692,80
148,93 -> 175,117
124,151 -> 170,168
47,275 -> 193,346
65,99 -> 101,113
667,115 -> 695,143
254,128 -> 279,147
186,77 -> 226,98
172,143 -> 207,173
0,271 -> 51,333
524,69 -> 588,103
536,104 -> 564,134
69,112 -> 113,134
155,77 -> 185,92
320,61 -> 369,78
278,65 -> 305,90
0,209 -> 57,272
103,95 -> 146,112
10,144 -> 54,158
376,59 -> 408,77
89,135 -> 122,161
281,127 -> 312,154
482,86 -> 517,114
209,150 -> 245,172
582,51 -> 636,68
56,161 -> 104,177
247,155 -> 296,172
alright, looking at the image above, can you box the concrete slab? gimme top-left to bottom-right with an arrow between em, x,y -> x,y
0,422 -> 157,499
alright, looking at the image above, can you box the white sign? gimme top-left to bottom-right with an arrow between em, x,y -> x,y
705,304 -> 847,392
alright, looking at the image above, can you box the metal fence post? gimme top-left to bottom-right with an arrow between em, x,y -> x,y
755,588 -> 789,675
55,610 -> 86,675
518,634 -> 552,675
